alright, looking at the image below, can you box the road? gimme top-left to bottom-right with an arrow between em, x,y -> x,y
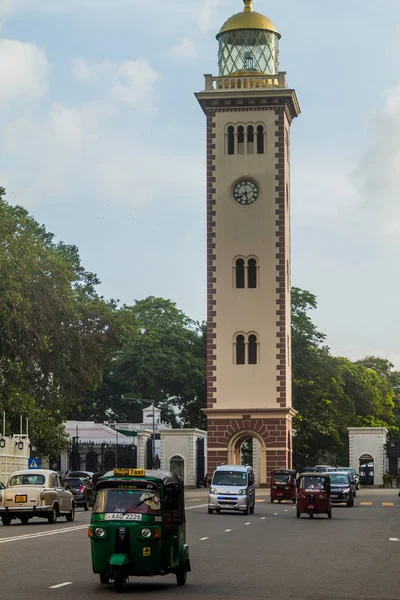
0,488 -> 399,600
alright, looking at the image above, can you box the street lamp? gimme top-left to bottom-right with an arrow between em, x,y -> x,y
121,396 -> 157,469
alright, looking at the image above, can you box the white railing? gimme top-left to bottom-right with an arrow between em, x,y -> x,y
204,72 -> 288,92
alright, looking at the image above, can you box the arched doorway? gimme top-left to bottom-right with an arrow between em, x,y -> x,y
228,430 -> 266,487
170,455 -> 185,482
359,454 -> 374,485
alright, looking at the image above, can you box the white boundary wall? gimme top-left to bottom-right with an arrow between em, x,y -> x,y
0,435 -> 30,483
348,427 -> 387,486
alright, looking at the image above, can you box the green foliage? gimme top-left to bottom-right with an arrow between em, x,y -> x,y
0,188 -> 117,456
72,297 -> 207,430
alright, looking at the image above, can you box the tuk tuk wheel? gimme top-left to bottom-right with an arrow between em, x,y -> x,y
100,574 -> 110,584
270,498 -> 273,503
114,568 -> 127,593
292,498 -> 296,504
249,503 -> 254,514
328,510 -> 332,519
176,560 -> 187,586
278,499 -> 281,504
309,512 -> 314,519
296,510 -> 300,518
208,508 -> 213,514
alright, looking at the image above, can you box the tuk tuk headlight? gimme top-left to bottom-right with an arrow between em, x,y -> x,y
94,527 -> 106,538
210,487 -> 218,495
238,489 -> 246,495
141,528 -> 152,539
272,485 -> 277,489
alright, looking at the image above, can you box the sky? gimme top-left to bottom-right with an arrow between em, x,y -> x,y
1,0 -> 400,366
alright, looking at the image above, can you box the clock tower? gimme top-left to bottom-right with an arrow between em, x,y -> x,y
196,0 -> 300,485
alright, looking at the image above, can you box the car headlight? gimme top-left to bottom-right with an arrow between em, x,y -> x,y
319,495 -> 324,500
141,528 -> 152,538
343,488 -> 350,493
94,527 -> 106,537
285,486 -> 289,490
238,489 -> 247,495
210,487 -> 218,495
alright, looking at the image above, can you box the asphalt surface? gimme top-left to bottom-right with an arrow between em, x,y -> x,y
0,488 -> 399,600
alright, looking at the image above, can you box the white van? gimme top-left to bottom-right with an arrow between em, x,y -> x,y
208,464 -> 255,515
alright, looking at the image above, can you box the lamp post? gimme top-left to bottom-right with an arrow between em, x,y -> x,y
121,396 -> 157,468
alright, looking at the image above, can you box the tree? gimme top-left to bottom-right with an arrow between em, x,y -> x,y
0,188 -> 117,456
72,297 -> 207,429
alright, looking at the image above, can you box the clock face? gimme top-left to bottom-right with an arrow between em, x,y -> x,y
232,179 -> 259,205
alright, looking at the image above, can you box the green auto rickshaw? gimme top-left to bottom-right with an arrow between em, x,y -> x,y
89,468 -> 191,592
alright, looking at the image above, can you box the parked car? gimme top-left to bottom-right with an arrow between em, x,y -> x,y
314,465 -> 333,472
64,477 -> 92,510
0,482 -> 4,502
329,471 -> 354,507
0,469 -> 75,526
66,470 -> 94,485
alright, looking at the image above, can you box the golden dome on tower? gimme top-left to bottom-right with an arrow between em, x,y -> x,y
217,0 -> 280,39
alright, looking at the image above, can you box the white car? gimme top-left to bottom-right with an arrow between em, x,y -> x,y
0,469 -> 75,526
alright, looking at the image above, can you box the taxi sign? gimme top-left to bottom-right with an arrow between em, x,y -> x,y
113,468 -> 146,477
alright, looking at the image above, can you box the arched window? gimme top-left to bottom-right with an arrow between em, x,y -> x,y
236,335 -> 245,365
248,335 -> 258,364
235,258 -> 245,288
227,126 -> 234,155
237,126 -> 245,154
247,125 -> 254,154
248,258 -> 257,288
257,125 -> 264,154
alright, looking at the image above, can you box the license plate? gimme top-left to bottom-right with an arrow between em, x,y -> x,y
331,495 -> 338,498
105,513 -> 142,521
15,495 -> 27,503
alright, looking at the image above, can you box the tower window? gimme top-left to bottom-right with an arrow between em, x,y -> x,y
247,125 -> 254,154
227,126 -> 234,155
248,258 -> 257,288
235,258 -> 245,288
248,335 -> 258,364
236,335 -> 245,365
237,126 -> 245,154
257,125 -> 264,154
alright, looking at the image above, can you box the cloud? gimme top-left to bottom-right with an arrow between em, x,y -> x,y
170,37 -> 197,60
73,57 -> 161,111
0,40 -> 50,106
0,0 -> 15,28
197,0 -> 226,34
353,80 -> 400,238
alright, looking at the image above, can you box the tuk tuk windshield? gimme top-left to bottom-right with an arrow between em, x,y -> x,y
273,473 -> 291,483
93,488 -> 161,515
300,476 -> 329,491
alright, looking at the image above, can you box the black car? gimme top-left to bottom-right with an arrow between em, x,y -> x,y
64,477 -> 92,510
329,471 -> 354,507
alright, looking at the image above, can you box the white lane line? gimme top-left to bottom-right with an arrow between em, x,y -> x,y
225,529 -> 232,532
0,525 -> 88,544
49,582 -> 73,589
260,517 -> 266,520
389,538 -> 400,542
284,509 -> 288,512
199,537 -> 209,541
273,513 -> 278,516
244,522 -> 251,525
187,504 -> 208,510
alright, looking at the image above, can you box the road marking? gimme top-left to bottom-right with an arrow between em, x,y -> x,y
49,582 -> 73,589
360,502 -> 372,506
273,513 -> 278,516
255,499 -> 265,503
389,538 -> 400,542
260,517 -> 266,520
284,509 -> 288,512
0,525 -> 88,544
382,502 -> 394,507
225,529 -> 231,532
187,498 -> 201,502
199,537 -> 208,541
244,522 -> 251,525
187,504 -> 208,510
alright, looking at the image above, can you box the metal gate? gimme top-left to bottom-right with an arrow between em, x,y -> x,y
69,441 -> 137,473
196,437 -> 205,488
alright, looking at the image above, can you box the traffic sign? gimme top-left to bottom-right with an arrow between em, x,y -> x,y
28,458 -> 41,469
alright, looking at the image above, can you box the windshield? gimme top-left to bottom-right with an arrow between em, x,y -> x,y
300,476 -> 328,490
330,475 -> 349,486
212,471 -> 248,486
9,474 -> 45,486
273,473 -> 291,483
93,488 -> 161,515
64,478 -> 84,487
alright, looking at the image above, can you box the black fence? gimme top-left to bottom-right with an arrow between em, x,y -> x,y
386,440 -> 400,474
196,437 -> 206,487
69,438 -> 137,473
